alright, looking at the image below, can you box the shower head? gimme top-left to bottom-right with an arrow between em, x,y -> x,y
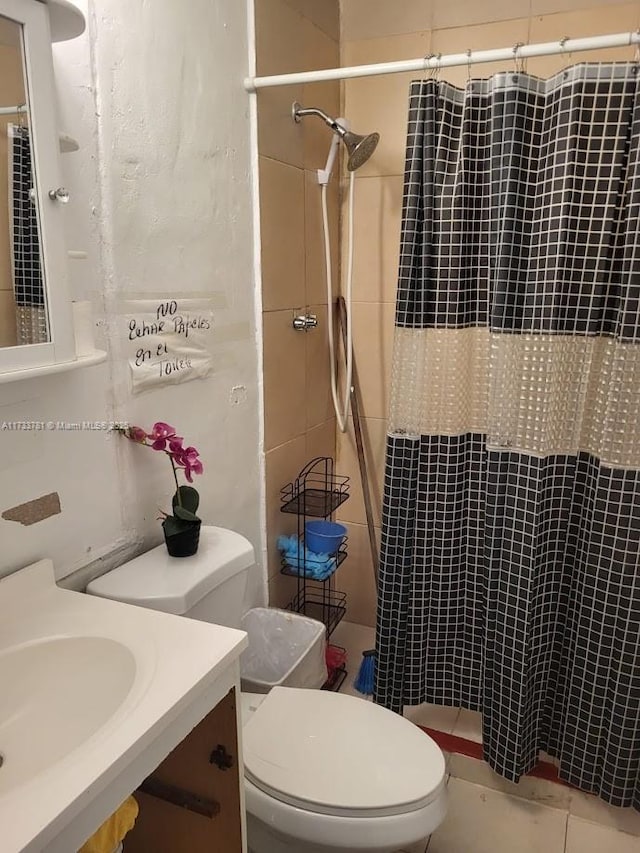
340,128 -> 380,171
292,102 -> 379,171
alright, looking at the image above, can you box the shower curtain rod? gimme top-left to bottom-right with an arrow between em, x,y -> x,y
244,31 -> 640,91
0,104 -> 26,116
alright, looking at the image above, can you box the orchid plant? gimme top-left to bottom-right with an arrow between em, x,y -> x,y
119,422 -> 204,539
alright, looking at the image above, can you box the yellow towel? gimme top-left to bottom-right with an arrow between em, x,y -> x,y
79,796 -> 139,853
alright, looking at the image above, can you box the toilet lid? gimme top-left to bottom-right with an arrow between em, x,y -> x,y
243,687 -> 446,818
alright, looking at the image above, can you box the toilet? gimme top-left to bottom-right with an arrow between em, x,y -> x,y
87,526 -> 447,853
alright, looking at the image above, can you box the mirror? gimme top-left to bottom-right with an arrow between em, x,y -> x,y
0,0 -> 82,379
0,13 -> 48,349
0,15 -> 49,347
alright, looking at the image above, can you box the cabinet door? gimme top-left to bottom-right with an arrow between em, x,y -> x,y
125,687 -> 243,853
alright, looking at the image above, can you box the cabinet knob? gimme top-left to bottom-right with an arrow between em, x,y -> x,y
209,744 -> 234,771
48,187 -> 70,203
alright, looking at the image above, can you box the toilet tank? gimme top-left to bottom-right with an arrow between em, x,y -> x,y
86,526 -> 255,629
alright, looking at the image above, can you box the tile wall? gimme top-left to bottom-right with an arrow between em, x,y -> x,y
255,0 -> 341,608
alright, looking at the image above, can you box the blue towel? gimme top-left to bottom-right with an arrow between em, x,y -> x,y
277,535 -> 337,581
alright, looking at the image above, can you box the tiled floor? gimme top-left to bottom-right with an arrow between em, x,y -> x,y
333,621 -> 640,853
424,778 -> 640,853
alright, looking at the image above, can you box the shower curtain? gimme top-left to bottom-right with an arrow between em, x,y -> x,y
8,123 -> 47,345
376,63 -> 640,809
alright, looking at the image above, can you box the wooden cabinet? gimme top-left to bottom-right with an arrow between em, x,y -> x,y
125,687 -> 243,853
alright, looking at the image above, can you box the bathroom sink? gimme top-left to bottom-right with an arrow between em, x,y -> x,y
0,559 -> 247,853
0,636 -> 136,794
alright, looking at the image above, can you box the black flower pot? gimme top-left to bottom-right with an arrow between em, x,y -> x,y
163,519 -> 201,558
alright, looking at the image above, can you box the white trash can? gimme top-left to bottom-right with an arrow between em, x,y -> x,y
240,608 -> 327,692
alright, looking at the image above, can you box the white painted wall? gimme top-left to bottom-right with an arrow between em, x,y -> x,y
0,0 -> 264,609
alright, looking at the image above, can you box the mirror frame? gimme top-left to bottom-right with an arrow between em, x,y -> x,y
0,0 -> 74,374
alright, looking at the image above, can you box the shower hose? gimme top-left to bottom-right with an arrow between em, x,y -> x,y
321,172 -> 355,433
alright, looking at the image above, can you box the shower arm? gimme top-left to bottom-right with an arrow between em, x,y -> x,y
292,104 -> 347,139
292,103 -> 352,184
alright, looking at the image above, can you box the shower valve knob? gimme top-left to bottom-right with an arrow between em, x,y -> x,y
48,187 -> 70,204
293,313 -> 318,331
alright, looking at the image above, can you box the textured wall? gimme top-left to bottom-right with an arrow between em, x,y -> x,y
1,0 -> 263,610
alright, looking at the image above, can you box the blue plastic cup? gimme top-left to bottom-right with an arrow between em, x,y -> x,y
305,520 -> 347,555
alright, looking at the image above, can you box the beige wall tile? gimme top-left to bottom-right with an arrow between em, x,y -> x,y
255,0 -> 306,166
283,0 -> 340,40
257,87 -> 305,168
301,19 -> 341,171
263,309 -> 307,450
532,0 -> 635,16
268,570 -> 301,609
306,416 -> 337,460
432,0 -> 531,31
343,32 -> 431,67
0,288 -> 17,348
260,157 -> 305,311
306,303 -> 334,429
528,5 -> 640,78
341,0 -> 432,42
256,0 -> 305,76
256,2 -> 340,168
431,18 -> 531,89
342,174 -> 402,304
306,0 -> 340,41
338,521 -> 380,626
343,31 -> 431,177
304,169 -> 339,306
265,433 -> 307,576
345,301 -> 395,420
336,415 -> 387,527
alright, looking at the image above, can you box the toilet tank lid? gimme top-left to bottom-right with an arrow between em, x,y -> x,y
86,526 -> 255,615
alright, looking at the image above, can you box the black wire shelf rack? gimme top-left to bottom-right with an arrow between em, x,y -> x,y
286,587 -> 347,638
280,540 -> 348,580
280,457 -> 350,640
280,457 -> 350,518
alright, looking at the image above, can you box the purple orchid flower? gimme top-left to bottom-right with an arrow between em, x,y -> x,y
148,421 -> 178,451
118,422 -> 203,525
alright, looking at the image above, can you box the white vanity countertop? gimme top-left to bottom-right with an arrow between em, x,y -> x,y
0,560 -> 247,853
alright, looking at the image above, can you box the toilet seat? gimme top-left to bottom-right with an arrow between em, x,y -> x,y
243,687 -> 446,819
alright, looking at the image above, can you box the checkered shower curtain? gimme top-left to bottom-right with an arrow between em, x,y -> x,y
8,123 -> 47,344
375,63 -> 640,809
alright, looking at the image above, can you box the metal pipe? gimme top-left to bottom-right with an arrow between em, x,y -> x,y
245,31 -> 640,91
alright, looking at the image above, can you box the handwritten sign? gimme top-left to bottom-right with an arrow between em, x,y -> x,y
123,297 -> 215,392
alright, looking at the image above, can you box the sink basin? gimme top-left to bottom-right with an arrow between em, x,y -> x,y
0,636 -> 136,794
0,559 -> 247,853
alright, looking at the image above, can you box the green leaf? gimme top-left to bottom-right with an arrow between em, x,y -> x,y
174,505 -> 200,522
162,516 -> 190,537
172,485 -> 200,515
